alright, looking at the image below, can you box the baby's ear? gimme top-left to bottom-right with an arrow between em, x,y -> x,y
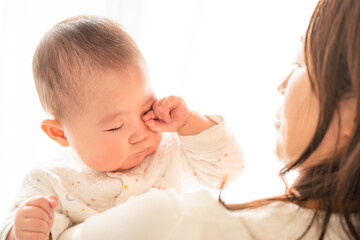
40,119 -> 69,147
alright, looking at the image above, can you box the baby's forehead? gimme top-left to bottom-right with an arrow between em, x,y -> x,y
85,60 -> 153,96
84,59 -> 143,82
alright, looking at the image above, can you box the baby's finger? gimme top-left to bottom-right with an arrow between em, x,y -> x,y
151,100 -> 166,122
25,196 -> 55,218
20,231 -> 49,240
158,96 -> 180,111
142,110 -> 156,122
21,218 -> 50,233
21,206 -> 51,224
153,99 -> 172,123
47,195 -> 58,209
159,109 -> 172,124
144,119 -> 164,132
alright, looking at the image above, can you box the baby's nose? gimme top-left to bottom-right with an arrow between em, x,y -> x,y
129,122 -> 149,144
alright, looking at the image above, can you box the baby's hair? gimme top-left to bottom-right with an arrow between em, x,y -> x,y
32,15 -> 141,122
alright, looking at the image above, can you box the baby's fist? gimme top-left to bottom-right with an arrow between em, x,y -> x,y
142,95 -> 192,133
11,195 -> 58,240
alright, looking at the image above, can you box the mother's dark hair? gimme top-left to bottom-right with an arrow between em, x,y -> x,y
223,0 -> 360,239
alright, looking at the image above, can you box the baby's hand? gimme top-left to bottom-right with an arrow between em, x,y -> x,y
142,96 -> 193,133
10,195 -> 58,240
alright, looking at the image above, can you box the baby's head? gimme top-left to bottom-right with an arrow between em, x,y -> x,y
33,15 -> 162,172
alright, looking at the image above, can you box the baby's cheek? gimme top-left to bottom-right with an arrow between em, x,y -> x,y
150,132 -> 163,151
87,152 -> 120,172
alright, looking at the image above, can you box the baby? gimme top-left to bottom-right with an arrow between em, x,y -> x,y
0,15 -> 244,240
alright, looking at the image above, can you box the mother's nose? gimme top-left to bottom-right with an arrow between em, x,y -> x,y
277,69 -> 294,95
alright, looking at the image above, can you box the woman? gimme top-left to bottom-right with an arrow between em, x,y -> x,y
58,0 -> 359,239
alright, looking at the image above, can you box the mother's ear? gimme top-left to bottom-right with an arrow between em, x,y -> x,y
41,119 -> 69,147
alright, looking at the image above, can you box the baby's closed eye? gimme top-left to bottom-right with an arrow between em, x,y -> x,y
106,124 -> 124,132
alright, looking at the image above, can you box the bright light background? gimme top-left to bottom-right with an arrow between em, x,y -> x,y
0,0 -> 317,222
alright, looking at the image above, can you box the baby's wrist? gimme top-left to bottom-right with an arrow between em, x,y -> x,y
177,110 -> 194,135
177,111 -> 216,136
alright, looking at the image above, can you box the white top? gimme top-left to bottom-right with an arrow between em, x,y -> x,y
0,115 -> 244,240
58,189 -> 356,240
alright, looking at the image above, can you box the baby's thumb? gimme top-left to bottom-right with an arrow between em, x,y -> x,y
47,195 -> 58,209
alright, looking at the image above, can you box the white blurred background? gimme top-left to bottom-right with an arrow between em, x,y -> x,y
0,0 -> 317,222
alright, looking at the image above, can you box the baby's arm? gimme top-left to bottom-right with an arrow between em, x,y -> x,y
178,115 -> 244,189
6,195 -> 58,240
143,96 -> 244,189
142,95 -> 216,136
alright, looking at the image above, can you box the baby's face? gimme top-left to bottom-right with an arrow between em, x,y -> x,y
63,60 -> 162,172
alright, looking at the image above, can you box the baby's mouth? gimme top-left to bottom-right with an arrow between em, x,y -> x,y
137,149 -> 146,154
133,148 -> 148,156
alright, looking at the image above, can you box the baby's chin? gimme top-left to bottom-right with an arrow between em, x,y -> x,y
113,149 -> 155,172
